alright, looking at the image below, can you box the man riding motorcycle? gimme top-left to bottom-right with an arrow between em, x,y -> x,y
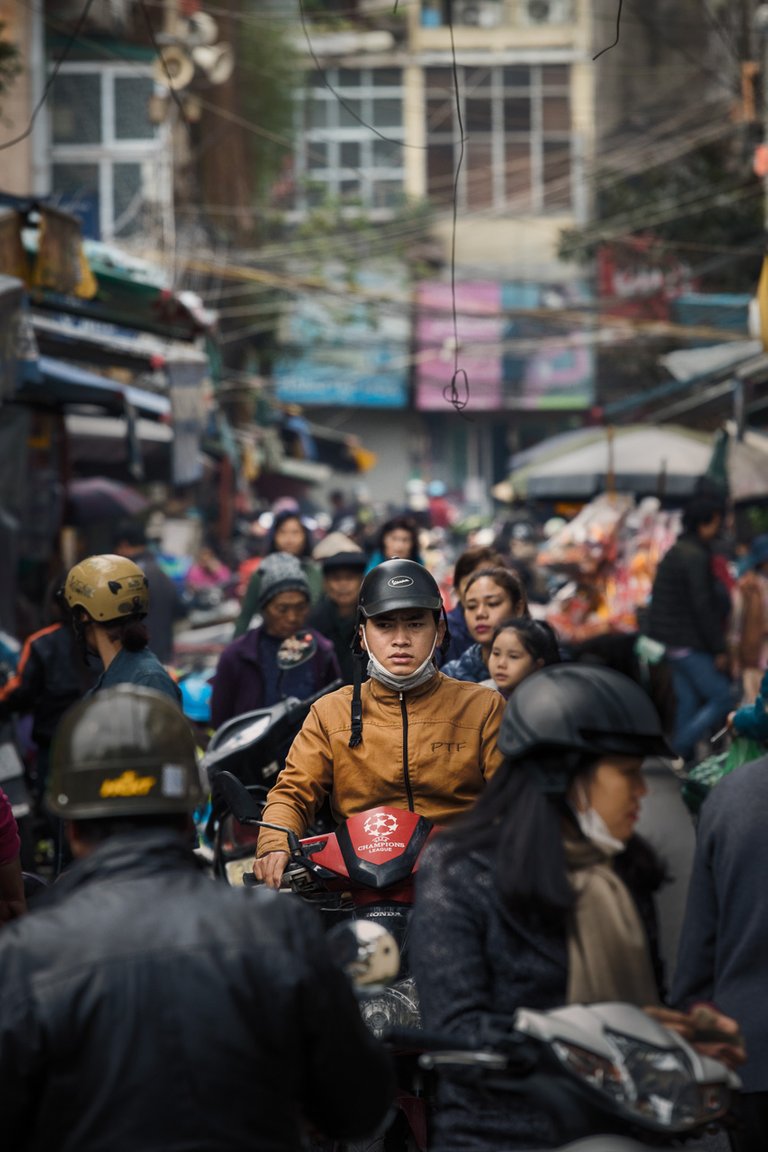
253,559 -> 505,888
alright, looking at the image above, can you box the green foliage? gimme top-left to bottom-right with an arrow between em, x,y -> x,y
558,142 -> 763,291
238,10 -> 300,205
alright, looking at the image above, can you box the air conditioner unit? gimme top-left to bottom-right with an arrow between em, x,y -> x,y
520,0 -> 573,25
454,1 -> 505,29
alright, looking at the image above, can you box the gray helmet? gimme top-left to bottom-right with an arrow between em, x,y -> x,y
358,558 -> 442,618
499,663 -> 673,763
47,686 -> 203,819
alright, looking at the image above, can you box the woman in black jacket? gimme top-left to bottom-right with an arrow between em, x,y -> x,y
409,663 -> 741,1152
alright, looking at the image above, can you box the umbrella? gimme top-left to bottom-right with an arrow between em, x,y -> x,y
65,477 -> 149,524
507,424 -> 768,503
506,425 -> 711,500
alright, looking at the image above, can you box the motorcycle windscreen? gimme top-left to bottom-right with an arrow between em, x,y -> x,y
336,808 -> 433,889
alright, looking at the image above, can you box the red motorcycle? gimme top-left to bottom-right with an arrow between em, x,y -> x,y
218,770 -> 435,1150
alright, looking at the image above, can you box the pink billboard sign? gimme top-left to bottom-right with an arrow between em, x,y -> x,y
415,281 -> 503,411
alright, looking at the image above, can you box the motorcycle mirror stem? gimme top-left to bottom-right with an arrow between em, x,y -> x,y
216,770 -> 301,854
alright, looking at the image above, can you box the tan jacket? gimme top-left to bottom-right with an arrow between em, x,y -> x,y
256,672 -> 505,857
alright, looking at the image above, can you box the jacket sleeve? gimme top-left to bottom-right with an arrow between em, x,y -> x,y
669,806 -> 718,1010
232,571 -> 262,638
481,692 -> 505,782
0,634 -> 46,718
410,847 -> 496,1039
731,666 -> 768,741
688,549 -> 727,655
288,902 -> 395,1139
210,646 -> 240,730
0,937 -> 40,1144
256,702 -> 335,856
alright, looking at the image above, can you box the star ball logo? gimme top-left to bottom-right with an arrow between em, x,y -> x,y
363,811 -> 399,838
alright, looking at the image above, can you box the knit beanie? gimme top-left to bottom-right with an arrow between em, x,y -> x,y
257,552 -> 310,609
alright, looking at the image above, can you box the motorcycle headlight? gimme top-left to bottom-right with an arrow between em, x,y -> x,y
359,977 -> 421,1038
552,1031 -> 730,1131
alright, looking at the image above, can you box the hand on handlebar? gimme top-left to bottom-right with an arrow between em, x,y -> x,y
643,1004 -> 746,1070
253,851 -> 290,890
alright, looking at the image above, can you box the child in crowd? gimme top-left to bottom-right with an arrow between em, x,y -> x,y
482,616 -> 561,698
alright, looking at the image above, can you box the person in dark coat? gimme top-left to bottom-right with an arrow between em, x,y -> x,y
410,664 -> 743,1152
672,755 -> 768,1152
63,554 -> 180,705
112,521 -> 185,665
309,533 -> 368,685
647,495 -> 738,763
0,588 -> 95,793
0,686 -> 393,1152
211,552 -> 340,730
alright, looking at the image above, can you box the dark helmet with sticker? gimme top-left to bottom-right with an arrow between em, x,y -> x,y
358,558 -> 442,619
47,685 -> 203,819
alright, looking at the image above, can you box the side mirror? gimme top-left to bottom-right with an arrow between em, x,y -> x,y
327,921 -> 401,991
216,770 -> 301,854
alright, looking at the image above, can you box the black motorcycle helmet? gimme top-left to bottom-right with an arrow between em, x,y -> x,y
358,558 -> 443,619
47,685 -> 203,819
499,663 -> 673,791
349,559 -> 448,748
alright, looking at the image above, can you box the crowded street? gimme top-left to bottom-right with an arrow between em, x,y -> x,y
3,1 -> 768,1150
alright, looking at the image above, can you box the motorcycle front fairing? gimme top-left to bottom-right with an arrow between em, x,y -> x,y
512,1002 -> 737,1142
297,807 -> 436,893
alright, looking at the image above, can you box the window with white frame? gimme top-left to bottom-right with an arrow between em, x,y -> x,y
48,63 -> 169,241
287,68 -> 406,212
425,63 -> 572,213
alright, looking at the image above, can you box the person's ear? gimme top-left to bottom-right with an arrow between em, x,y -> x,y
436,618 -> 446,645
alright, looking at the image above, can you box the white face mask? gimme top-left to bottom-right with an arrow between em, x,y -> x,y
362,627 -> 439,693
572,784 -> 625,856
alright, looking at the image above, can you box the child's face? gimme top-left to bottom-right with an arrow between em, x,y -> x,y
487,628 -> 540,695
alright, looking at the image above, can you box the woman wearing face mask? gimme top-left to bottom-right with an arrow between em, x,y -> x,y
441,567 -> 529,684
409,664 -> 745,1152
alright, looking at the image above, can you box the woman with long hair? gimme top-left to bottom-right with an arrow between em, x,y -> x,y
410,663 -> 744,1152
440,567 -> 528,683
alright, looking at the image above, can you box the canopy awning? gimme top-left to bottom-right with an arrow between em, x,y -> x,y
18,355 -> 170,418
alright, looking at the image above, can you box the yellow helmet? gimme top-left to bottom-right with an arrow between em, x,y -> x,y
64,554 -> 149,624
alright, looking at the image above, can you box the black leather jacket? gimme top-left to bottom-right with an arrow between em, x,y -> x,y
0,831 -> 393,1152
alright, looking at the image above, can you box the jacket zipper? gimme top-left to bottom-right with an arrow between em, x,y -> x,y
400,692 -> 415,812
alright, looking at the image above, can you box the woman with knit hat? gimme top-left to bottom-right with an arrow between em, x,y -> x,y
210,552 -> 340,730
232,512 -> 323,638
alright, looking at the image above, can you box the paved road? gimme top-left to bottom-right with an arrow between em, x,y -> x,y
637,759 -> 698,985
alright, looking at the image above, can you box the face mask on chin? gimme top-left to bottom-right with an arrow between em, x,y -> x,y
572,784 -> 626,856
362,626 -> 439,692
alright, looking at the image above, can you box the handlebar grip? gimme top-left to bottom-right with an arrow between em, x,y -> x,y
242,871 -> 260,888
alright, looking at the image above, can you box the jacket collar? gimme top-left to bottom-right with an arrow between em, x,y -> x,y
366,669 -> 444,703
46,830 -> 201,901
